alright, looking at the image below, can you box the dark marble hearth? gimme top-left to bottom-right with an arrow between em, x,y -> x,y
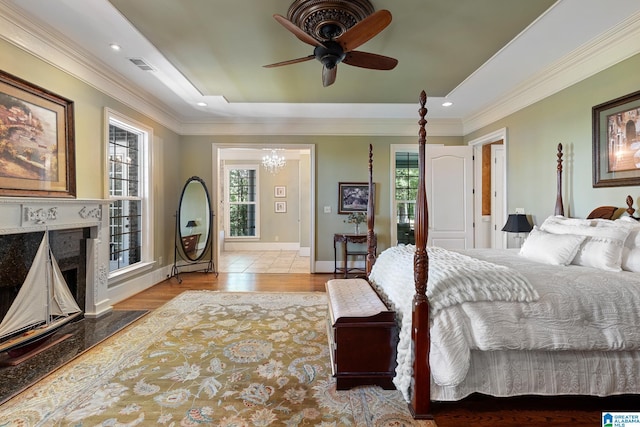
0,310 -> 147,404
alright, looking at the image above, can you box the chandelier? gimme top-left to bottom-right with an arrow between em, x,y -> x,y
262,149 -> 286,174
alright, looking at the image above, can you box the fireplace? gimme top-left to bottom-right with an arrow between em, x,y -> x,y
0,198 -> 109,317
0,228 -> 89,324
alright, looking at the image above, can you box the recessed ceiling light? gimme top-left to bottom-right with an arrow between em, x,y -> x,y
442,101 -> 453,107
109,43 -> 121,51
196,102 -> 207,107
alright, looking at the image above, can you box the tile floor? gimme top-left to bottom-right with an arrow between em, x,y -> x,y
218,250 -> 310,273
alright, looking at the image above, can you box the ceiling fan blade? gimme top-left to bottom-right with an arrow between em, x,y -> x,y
263,55 -> 315,68
322,65 -> 337,87
343,51 -> 398,70
273,14 -> 322,47
335,9 -> 392,52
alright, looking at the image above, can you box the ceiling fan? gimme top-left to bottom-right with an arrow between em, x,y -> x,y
264,8 -> 398,87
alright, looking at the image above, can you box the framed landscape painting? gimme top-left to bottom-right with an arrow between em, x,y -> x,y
593,90 -> 640,187
0,70 -> 76,197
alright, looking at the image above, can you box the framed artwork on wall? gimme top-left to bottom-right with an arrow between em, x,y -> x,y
274,186 -> 286,198
0,70 -> 76,197
275,201 -> 287,213
338,182 -> 373,214
593,89 -> 640,187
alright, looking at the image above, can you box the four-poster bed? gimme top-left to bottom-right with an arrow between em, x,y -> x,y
361,91 -> 640,419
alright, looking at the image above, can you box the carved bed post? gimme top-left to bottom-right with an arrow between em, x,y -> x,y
409,90 -> 432,419
555,143 -> 565,216
626,195 -> 636,217
366,144 -> 376,275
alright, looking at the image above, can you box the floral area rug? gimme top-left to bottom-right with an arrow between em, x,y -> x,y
0,291 -> 436,426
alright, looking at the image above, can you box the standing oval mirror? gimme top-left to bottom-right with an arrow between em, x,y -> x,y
178,176 -> 212,261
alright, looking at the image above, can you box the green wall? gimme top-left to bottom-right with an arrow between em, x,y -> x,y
466,53 -> 640,227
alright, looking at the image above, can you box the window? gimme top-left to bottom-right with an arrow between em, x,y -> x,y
225,165 -> 259,238
106,110 -> 153,277
395,151 -> 418,244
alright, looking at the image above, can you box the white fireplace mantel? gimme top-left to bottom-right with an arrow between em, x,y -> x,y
0,197 -> 110,317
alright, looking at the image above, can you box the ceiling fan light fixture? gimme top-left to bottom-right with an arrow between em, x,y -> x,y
314,42 -> 345,69
287,0 -> 375,41
265,2 -> 396,87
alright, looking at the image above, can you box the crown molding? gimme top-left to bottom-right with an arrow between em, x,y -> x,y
0,0 -> 182,133
178,117 -> 463,137
462,10 -> 640,135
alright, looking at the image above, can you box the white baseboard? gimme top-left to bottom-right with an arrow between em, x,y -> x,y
106,264 -> 172,311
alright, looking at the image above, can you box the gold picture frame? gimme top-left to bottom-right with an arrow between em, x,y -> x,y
0,70 -> 76,197
593,89 -> 640,187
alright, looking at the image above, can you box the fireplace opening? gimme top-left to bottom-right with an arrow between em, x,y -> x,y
0,228 -> 89,328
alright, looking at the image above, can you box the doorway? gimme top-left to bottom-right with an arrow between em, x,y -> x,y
389,144 -> 474,249
213,144 -> 315,273
470,128 -> 507,249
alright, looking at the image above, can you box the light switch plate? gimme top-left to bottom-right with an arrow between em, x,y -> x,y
324,206 -> 331,213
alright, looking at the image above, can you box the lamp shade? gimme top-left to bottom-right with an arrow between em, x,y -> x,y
501,214 -> 532,233
186,220 -> 197,228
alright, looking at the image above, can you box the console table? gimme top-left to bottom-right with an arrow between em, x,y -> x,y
333,233 -> 376,278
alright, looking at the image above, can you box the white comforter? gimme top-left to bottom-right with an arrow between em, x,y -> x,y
368,245 -> 640,401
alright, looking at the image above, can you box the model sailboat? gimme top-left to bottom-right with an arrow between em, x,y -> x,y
0,231 -> 82,354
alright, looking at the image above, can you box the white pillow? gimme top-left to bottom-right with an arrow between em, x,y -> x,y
540,215 -> 631,271
622,247 -> 640,272
614,216 -> 640,271
539,215 -> 594,234
519,227 -> 586,266
614,216 -> 640,248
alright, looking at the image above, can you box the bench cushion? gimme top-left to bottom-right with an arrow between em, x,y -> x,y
326,278 -> 388,320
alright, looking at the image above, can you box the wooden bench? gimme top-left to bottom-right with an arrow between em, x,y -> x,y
325,278 -> 397,390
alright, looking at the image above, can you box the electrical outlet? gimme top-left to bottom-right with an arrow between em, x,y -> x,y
158,256 -> 163,265
515,208 -> 525,214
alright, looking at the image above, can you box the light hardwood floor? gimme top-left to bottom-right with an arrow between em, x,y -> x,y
114,272 -> 637,427
113,272 -> 329,311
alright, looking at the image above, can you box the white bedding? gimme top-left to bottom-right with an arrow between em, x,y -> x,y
369,245 -> 640,401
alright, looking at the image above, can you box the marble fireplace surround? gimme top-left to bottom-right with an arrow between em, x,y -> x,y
0,198 -> 110,318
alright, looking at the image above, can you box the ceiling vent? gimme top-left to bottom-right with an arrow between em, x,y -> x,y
128,57 -> 155,71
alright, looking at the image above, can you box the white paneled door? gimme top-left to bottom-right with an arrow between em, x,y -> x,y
426,145 -> 474,249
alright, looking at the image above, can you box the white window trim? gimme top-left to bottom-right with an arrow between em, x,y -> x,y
104,108 -> 154,282
223,163 -> 260,239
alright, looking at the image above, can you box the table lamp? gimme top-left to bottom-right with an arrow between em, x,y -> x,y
501,214 -> 532,248
186,220 -> 197,235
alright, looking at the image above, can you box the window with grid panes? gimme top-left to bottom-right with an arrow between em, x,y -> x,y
107,116 -> 150,273
395,152 -> 418,244
226,167 -> 259,237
